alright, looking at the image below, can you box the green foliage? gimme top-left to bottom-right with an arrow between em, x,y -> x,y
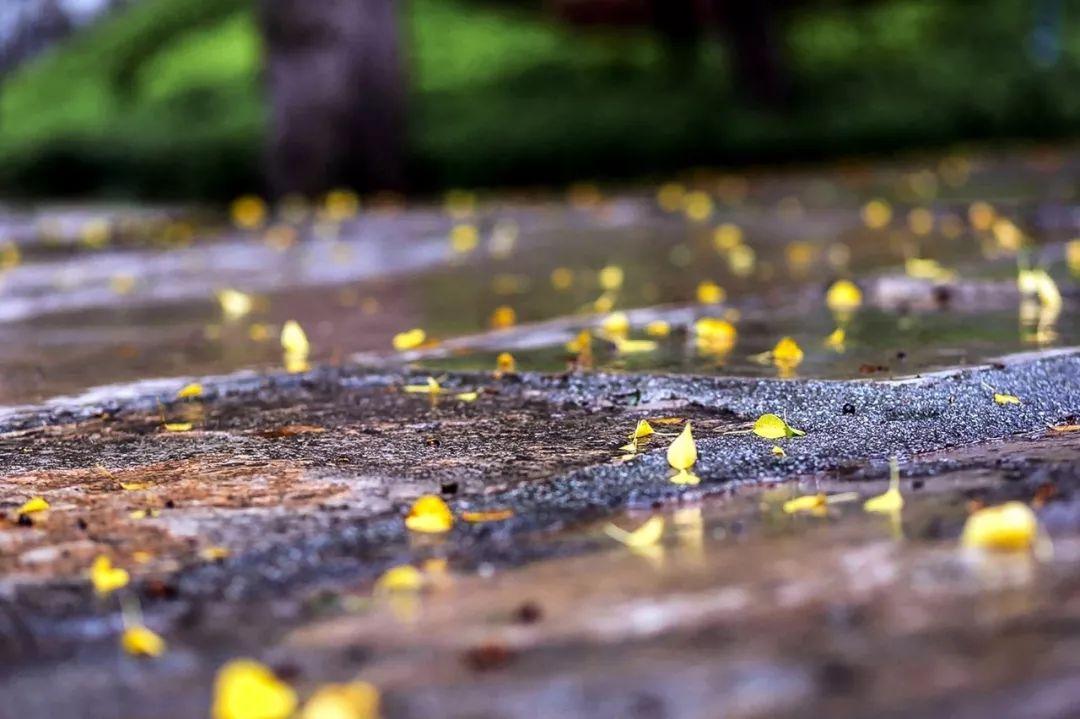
2,0 -> 1080,198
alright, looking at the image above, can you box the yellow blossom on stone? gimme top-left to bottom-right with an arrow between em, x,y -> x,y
961,502 -> 1038,552
90,555 -> 129,596
864,458 -> 904,514
753,414 -> 805,439
605,515 -> 665,548
212,659 -> 297,719
696,280 -> 725,305
392,328 -> 426,351
994,393 -> 1021,405
177,383 -> 203,399
122,625 -> 166,658
217,289 -> 253,319
300,682 -> 380,719
405,495 -> 453,533
632,419 -> 654,439
490,305 -> 516,329
375,565 -> 424,593
826,280 -> 862,313
163,422 -> 193,432
667,422 -> 697,472
17,496 -> 49,516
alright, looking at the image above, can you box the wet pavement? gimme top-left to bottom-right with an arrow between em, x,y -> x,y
1,148 -> 1079,717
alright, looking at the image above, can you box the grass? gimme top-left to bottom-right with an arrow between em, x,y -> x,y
1,0 -> 1079,199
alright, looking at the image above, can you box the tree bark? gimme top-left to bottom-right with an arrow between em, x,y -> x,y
259,0 -> 407,197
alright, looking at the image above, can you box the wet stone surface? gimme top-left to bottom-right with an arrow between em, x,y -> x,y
2,149 -> 1080,717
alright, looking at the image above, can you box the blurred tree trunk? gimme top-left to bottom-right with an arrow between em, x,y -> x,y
259,0 -> 406,197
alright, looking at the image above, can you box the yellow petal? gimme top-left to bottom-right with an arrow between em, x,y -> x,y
461,508 -> 514,523
405,495 -> 453,533
231,195 -> 267,230
280,320 -> 310,356
375,565 -> 424,593
824,327 -> 846,351
177,382 -> 203,399
495,352 -> 516,374
994,393 -> 1021,405
644,320 -> 670,337
825,279 -> 862,312
772,336 -> 804,367
771,445 -> 786,457
455,391 -> 478,402
961,502 -> 1038,552
600,312 -> 630,338
163,422 -> 193,432
392,328 -> 426,351
212,659 -> 298,719
753,414 -> 805,439
300,682 -> 380,719
864,457 -> 904,513
605,516 -> 664,548
404,377 -> 442,394
598,265 -> 624,291
90,555 -> 129,596
694,318 -> 737,351
120,481 -> 149,491
666,422 -> 697,471
490,305 -> 517,329
449,224 -> 479,253
122,625 -> 166,658
550,267 -> 574,291
217,289 -> 254,319
614,338 -> 658,354
632,420 -> 655,439
669,470 -> 701,486
17,496 -> 49,515
696,280 -> 725,305
201,546 -> 231,561
783,494 -> 826,514
565,329 -> 592,354
861,198 -> 892,229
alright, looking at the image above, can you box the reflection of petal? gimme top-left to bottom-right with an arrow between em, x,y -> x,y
670,470 -> 701,486
386,593 -> 422,625
630,544 -> 665,568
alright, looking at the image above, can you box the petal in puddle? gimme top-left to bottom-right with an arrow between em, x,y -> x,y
864,457 -> 904,514
122,625 -> 166,658
403,377 -> 443,394
405,495 -> 454,533
961,502 -> 1039,552
300,682 -> 380,719
826,279 -> 862,313
393,328 -> 426,351
90,555 -> 129,596
667,422 -> 697,471
605,516 -> 664,548
753,414 -> 805,439
375,565 -> 424,593
212,659 -> 297,719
